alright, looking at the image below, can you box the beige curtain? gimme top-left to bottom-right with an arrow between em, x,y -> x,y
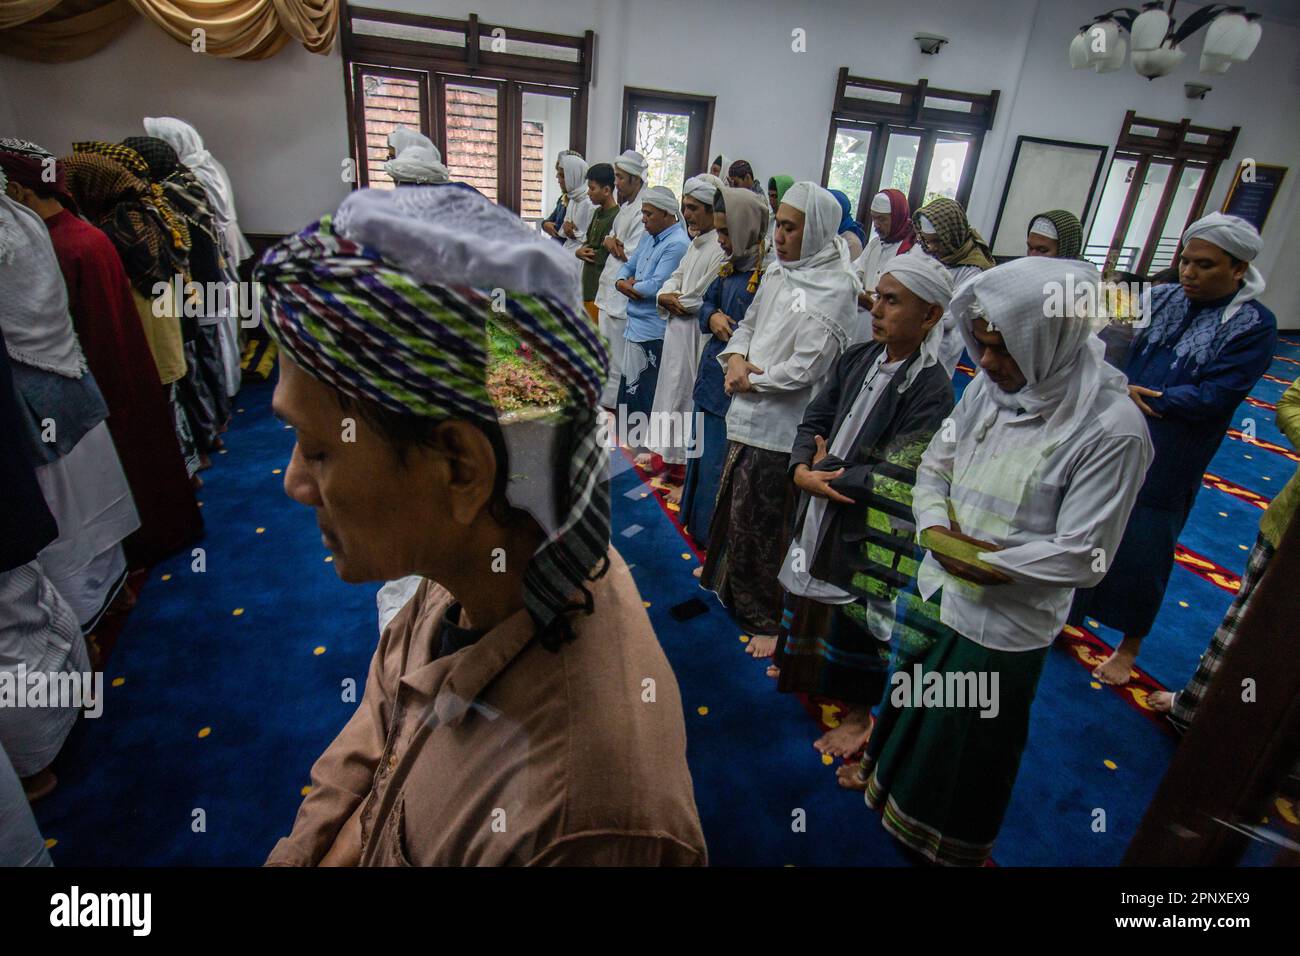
0,0 -> 335,62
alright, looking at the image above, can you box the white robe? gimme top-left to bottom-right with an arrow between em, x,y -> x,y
938,264 -> 985,376
34,421 -> 139,629
561,195 -> 596,253
647,231 -> 728,464
596,198 -> 647,407
0,560 -> 88,778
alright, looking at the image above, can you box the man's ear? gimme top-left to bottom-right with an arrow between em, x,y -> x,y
923,304 -> 944,333
429,420 -> 499,527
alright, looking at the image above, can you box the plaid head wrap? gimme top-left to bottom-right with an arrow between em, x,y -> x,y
914,197 -> 994,270
0,144 -> 80,215
62,152 -> 173,296
256,183 -> 612,646
1028,208 -> 1084,260
74,139 -> 190,254
122,135 -> 220,248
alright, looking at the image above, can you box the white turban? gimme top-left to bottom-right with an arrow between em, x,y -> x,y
882,250 -> 955,310
640,185 -> 680,217
385,127 -> 450,185
1182,212 -> 1266,324
870,191 -> 893,214
388,127 -> 435,155
1029,216 -> 1058,241
1183,212 -> 1262,261
877,251 -> 956,392
614,149 -> 648,180
682,174 -> 725,206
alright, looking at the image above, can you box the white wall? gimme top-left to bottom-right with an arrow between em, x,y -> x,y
2,0 -> 1298,323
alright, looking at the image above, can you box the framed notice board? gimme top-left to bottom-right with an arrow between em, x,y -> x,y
990,135 -> 1109,259
1221,163 -> 1287,232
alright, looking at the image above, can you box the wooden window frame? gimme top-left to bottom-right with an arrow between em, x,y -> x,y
341,1 -> 594,213
1099,110 -> 1239,276
821,70 -> 998,221
619,87 -> 717,186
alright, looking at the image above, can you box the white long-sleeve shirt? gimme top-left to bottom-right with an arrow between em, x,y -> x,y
912,379 -> 1152,651
594,197 -> 646,320
718,281 -> 853,455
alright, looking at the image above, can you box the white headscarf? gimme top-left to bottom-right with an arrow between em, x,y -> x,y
760,181 -> 857,354
682,174 -> 725,206
143,116 -> 253,265
711,153 -> 731,179
953,257 -> 1126,476
640,185 -> 680,218
385,127 -> 450,184
558,153 -> 589,201
0,186 -> 87,378
614,149 -> 647,181
879,250 -> 955,392
1182,212 -> 1266,324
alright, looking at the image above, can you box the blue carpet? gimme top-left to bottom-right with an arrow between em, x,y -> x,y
32,340 -> 1300,866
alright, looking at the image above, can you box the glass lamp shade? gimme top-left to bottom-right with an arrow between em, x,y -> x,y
1069,30 -> 1091,68
1133,45 -> 1185,78
1093,34 -> 1128,73
1199,51 -> 1234,74
1131,7 -> 1171,52
1232,19 -> 1263,62
1204,12 -> 1250,58
1084,19 -> 1121,67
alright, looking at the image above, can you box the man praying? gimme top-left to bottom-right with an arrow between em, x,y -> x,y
1070,213 -> 1277,685
701,182 -> 857,656
647,174 -> 727,491
259,184 -> 706,866
614,185 -> 690,462
861,257 -> 1152,866
596,150 -> 647,407
774,252 -> 955,757
575,162 -> 619,325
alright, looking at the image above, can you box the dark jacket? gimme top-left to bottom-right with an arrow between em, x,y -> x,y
787,340 -> 954,593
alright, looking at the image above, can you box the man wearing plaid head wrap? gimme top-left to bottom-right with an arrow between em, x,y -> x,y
2,143 -> 202,567
259,183 -> 705,867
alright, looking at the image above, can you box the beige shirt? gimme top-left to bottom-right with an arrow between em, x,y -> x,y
266,547 -> 707,866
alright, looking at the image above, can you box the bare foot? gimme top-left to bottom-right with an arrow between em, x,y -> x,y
766,664 -> 780,678
191,474 -> 204,491
1093,639 -> 1139,686
634,453 -> 654,470
746,635 -> 778,658
666,485 -> 683,506
22,768 -> 57,803
835,763 -> 869,791
198,453 -> 213,471
1147,689 -> 1175,713
692,566 -> 703,580
815,708 -> 874,757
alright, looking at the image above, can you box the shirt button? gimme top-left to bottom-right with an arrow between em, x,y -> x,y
388,753 -> 398,770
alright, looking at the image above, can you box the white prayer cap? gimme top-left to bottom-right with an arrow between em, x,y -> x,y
640,185 -> 680,217
388,127 -> 435,155
614,149 -> 648,180
881,250 -> 955,310
1029,216 -> 1059,241
682,174 -> 725,206
1182,212 -> 1262,261
870,192 -> 893,214
917,213 -> 938,235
